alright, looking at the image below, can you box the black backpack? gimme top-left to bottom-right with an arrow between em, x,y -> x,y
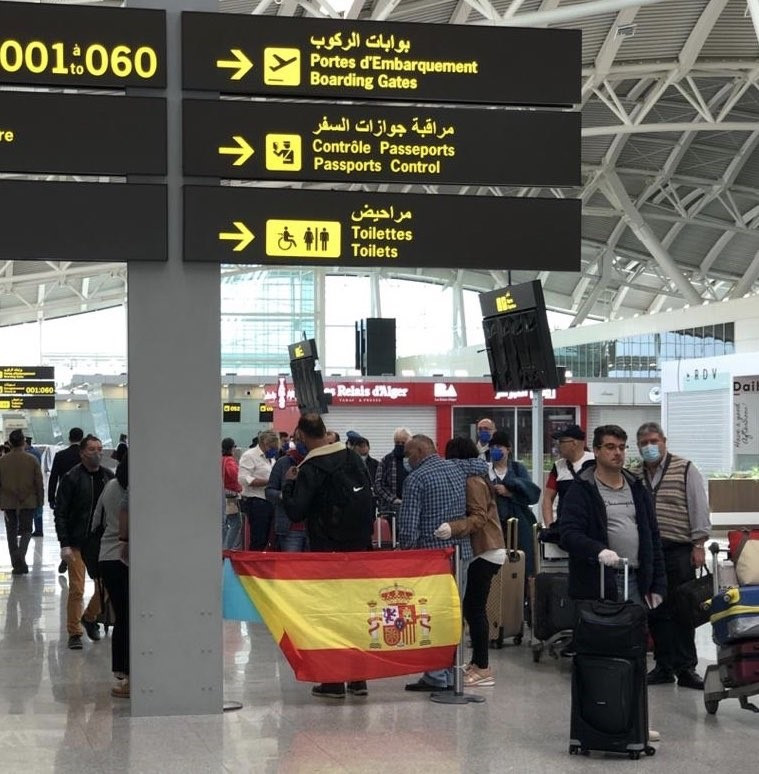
318,450 -> 373,544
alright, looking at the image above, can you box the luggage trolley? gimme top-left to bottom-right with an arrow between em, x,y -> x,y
702,541 -> 759,715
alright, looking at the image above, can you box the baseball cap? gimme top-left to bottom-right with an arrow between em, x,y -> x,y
551,424 -> 585,441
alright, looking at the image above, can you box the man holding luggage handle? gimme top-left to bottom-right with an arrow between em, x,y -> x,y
631,422 -> 711,691
560,424 -> 667,741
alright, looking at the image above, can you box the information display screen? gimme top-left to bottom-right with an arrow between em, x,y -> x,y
184,186 -> 580,271
182,12 -> 580,106
0,92 -> 166,176
0,181 -> 167,262
0,396 -> 55,410
223,402 -> 241,422
0,366 -> 54,381
182,99 -> 579,186
0,2 -> 166,88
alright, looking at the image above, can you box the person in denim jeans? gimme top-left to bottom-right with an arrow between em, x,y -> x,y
266,431 -> 309,552
221,438 -> 242,550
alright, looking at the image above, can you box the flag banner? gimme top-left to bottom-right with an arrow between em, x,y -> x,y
222,557 -> 262,622
228,549 -> 461,683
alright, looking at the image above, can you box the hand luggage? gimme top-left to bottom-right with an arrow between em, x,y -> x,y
717,640 -> 759,688
709,584 -> 759,646
529,525 -> 576,661
569,560 -> 654,760
486,518 -> 524,648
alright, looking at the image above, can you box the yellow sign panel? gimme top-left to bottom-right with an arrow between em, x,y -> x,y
495,293 -> 517,313
265,133 -> 302,171
263,47 -> 301,86
265,219 -> 341,259
0,400 -> 8,409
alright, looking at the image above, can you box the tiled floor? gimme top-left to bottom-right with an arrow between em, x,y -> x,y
1,519 -> 757,773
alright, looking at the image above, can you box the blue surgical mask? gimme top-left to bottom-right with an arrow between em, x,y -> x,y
478,430 -> 492,444
295,442 -> 308,457
490,447 -> 505,463
640,444 -> 661,463
265,447 -> 277,459
403,458 -> 412,473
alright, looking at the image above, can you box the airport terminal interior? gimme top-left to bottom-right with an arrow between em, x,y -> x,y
3,0 -> 759,771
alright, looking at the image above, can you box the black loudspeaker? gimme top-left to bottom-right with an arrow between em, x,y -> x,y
288,338 -> 329,414
355,318 -> 396,376
480,281 -> 559,392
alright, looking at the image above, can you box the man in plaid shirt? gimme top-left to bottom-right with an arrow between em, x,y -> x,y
398,434 -> 484,692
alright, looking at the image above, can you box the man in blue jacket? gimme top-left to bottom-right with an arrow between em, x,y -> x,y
560,424 -> 666,607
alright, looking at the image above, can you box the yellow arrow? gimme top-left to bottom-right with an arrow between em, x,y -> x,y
218,136 -> 255,166
219,221 -> 255,252
215,49 -> 253,81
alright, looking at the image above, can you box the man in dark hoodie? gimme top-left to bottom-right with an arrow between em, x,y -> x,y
560,424 -> 666,607
282,412 -> 373,700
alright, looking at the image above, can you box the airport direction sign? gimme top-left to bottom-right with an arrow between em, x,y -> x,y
0,181 -> 167,262
184,186 -> 580,271
181,12 -> 580,106
182,99 -> 580,186
0,381 -> 56,397
0,366 -> 54,381
0,395 -> 55,410
0,92 -> 166,176
0,1 -> 166,89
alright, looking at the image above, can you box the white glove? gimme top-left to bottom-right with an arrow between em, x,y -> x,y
645,593 -> 663,610
598,548 -> 620,567
60,546 -> 74,562
434,523 -> 452,540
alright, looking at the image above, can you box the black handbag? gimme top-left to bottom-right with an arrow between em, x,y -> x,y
672,568 -> 712,629
81,504 -> 106,580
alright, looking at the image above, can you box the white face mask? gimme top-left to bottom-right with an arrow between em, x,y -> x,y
640,443 -> 661,463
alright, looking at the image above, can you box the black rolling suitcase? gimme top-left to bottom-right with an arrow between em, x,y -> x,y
569,560 -> 655,760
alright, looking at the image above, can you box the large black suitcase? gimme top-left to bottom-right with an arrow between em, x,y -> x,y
569,561 -> 655,760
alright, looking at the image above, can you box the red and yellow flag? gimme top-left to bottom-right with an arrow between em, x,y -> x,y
228,549 -> 461,683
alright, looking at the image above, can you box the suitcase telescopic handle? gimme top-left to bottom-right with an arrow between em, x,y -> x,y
709,541 -> 721,596
599,557 -> 629,599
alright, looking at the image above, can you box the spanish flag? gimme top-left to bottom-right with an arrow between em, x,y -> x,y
227,549 -> 461,683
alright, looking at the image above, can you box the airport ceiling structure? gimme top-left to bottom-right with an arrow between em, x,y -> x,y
2,0 -> 759,328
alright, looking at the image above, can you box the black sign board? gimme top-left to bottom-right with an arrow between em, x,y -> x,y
481,281 -> 560,392
0,2 -> 166,88
0,366 -> 54,381
223,402 -> 241,422
259,403 -> 274,423
0,92 -> 166,176
182,12 -> 580,106
480,281 -> 543,318
288,339 -> 318,360
0,381 -> 56,396
184,186 -> 580,271
182,99 -> 579,187
0,395 -> 55,410
0,181 -> 167,262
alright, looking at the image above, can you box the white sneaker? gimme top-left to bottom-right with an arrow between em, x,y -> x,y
648,728 -> 661,742
463,667 -> 495,687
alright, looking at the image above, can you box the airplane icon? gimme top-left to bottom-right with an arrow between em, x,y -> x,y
270,53 -> 298,72
264,47 -> 301,86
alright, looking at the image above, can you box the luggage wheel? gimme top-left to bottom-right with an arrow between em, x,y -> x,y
569,745 -> 587,756
704,699 -> 720,715
629,751 -> 642,760
739,696 -> 759,713
532,647 -> 542,663
513,633 -> 523,646
644,746 -> 656,757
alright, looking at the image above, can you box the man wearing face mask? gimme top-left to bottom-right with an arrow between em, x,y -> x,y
54,434 -> 114,649
374,427 -> 412,516
238,430 -> 279,550
632,422 -> 711,690
475,418 -> 496,461
266,429 -> 309,552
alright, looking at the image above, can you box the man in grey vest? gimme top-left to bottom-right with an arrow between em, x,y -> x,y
633,422 -> 711,690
